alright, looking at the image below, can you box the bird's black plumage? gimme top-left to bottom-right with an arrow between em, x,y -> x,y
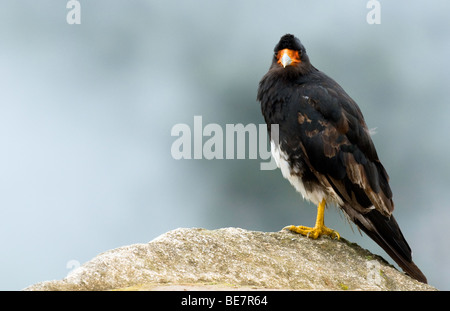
257,34 -> 427,283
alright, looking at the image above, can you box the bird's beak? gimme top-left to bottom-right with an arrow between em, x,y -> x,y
277,49 -> 301,68
280,52 -> 292,68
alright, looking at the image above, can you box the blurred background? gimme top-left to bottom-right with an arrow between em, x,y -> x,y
1,0 -> 449,290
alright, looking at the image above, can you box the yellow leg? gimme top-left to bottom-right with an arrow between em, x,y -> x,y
284,199 -> 340,240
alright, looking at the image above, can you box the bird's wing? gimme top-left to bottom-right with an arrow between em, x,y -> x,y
284,80 -> 393,216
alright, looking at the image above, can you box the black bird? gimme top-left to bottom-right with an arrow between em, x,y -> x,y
257,34 -> 427,283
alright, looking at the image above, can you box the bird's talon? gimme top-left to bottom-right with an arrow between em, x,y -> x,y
285,222 -> 340,240
332,231 -> 341,240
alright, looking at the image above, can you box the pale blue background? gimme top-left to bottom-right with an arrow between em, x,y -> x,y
1,1 -> 449,290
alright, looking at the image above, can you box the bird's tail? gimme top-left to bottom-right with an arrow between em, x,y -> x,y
347,208 -> 427,284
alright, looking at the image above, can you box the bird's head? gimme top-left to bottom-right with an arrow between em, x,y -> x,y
271,34 -> 312,74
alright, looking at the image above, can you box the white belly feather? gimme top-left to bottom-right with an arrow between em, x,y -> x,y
270,140 -> 343,207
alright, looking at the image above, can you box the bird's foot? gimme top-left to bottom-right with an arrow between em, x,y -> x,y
284,224 -> 340,240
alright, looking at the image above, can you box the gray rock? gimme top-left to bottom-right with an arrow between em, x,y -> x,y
24,227 -> 436,291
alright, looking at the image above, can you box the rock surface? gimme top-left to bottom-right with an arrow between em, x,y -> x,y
24,227 -> 435,291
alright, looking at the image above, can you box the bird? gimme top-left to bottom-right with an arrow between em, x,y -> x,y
257,34 -> 427,284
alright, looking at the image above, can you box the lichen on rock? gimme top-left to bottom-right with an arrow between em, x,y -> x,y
24,227 -> 436,291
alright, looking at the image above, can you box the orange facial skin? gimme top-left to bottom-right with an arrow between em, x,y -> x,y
277,48 -> 301,67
